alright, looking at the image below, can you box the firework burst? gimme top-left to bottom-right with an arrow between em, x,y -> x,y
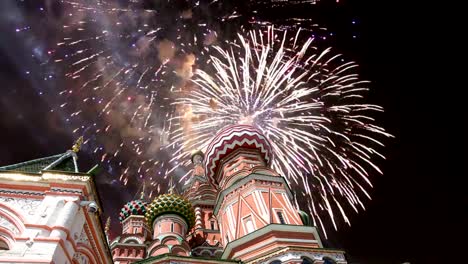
170,27 -> 392,236
46,0 -> 325,195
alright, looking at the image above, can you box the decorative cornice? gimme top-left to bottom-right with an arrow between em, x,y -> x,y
134,253 -> 239,264
221,224 -> 322,259
252,247 -> 347,264
0,171 -> 91,182
50,188 -> 83,195
0,189 -> 45,196
111,242 -> 147,248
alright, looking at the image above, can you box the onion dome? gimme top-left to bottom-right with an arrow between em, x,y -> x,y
204,124 -> 272,187
145,194 -> 195,229
298,210 -> 312,226
119,199 -> 148,223
190,149 -> 205,164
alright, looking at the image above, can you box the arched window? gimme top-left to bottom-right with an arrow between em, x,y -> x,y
269,260 -> 281,264
171,223 -> 174,232
0,239 -> 9,250
323,257 -> 336,264
301,257 -> 314,264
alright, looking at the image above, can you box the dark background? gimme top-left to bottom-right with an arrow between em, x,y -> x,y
0,1 -> 464,263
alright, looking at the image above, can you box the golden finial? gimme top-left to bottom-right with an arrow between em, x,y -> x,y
72,136 -> 84,153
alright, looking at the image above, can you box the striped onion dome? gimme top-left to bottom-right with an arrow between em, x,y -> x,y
204,124 -> 272,187
119,199 -> 148,223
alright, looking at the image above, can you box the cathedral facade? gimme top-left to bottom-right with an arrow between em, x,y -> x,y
0,125 -> 347,263
0,141 -> 112,263
110,125 -> 347,264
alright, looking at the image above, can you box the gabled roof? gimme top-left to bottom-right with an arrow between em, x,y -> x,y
0,150 -> 79,174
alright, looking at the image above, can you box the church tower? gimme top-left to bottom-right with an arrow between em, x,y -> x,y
183,150 -> 222,258
111,198 -> 151,263
144,193 -> 194,257
204,125 -> 333,263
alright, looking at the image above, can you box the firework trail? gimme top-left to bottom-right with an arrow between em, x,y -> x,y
171,27 -> 392,236
47,0 -> 325,195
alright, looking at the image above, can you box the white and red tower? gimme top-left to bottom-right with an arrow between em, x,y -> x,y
204,125 -> 347,263
183,150 -> 222,258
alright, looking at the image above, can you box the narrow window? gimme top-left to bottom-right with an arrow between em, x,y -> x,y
276,211 -> 286,224
171,223 -> 174,232
244,216 -> 255,233
210,220 -> 215,230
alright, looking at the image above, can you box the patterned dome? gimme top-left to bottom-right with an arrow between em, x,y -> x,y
145,194 -> 195,229
204,125 -> 272,187
119,199 -> 148,223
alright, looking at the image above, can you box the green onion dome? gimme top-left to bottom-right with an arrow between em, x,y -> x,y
145,194 -> 195,229
119,199 -> 148,223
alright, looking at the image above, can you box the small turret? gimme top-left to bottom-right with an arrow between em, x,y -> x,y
144,194 -> 195,257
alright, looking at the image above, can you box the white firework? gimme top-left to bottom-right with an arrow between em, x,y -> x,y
170,27 -> 392,236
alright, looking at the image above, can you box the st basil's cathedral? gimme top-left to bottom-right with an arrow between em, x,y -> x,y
0,125 -> 347,263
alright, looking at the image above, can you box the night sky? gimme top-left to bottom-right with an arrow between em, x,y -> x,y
0,1 -> 464,263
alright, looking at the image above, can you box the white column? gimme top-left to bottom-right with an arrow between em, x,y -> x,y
50,200 -> 79,239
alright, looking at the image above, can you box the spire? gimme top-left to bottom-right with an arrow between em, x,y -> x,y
104,217 -> 111,243
140,182 -> 146,200
72,136 -> 84,153
168,174 -> 175,194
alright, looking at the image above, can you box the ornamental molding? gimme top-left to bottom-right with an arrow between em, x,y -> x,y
0,215 -> 19,235
0,172 -> 90,182
122,236 -> 143,244
72,251 -> 90,264
50,187 -> 83,195
256,250 -> 346,264
0,196 -> 41,217
76,224 -> 91,247
0,189 -> 44,197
